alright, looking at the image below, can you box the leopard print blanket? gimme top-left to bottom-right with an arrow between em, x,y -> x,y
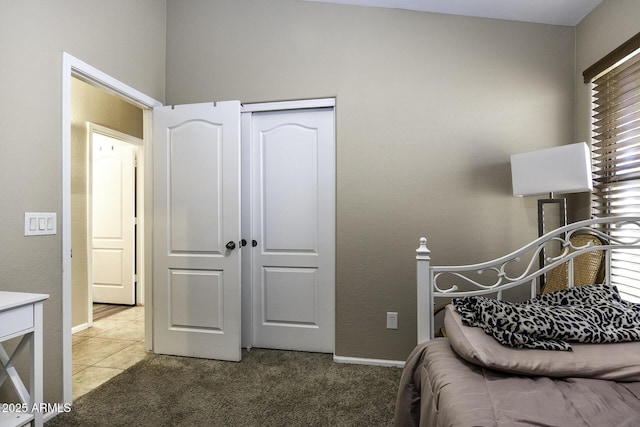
452,284 -> 640,350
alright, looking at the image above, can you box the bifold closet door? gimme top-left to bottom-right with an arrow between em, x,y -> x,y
250,108 -> 335,353
153,101 -> 242,361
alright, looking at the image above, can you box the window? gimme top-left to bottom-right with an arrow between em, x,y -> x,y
585,33 -> 640,302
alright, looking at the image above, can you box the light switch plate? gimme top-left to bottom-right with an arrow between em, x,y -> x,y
25,212 -> 57,236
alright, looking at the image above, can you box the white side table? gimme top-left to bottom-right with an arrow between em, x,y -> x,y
0,292 -> 49,427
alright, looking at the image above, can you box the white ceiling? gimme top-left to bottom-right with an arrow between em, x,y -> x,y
302,0 -> 603,26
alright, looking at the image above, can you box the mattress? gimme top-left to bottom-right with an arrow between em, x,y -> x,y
394,338 -> 640,426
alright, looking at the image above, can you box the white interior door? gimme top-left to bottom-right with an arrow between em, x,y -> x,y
91,133 -> 136,305
250,107 -> 335,353
153,101 -> 242,361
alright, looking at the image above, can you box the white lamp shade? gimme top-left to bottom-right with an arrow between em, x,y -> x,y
511,142 -> 593,197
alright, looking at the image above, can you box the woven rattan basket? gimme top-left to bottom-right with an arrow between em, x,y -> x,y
541,234 -> 604,294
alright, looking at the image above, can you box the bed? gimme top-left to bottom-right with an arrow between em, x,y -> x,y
394,216 -> 640,427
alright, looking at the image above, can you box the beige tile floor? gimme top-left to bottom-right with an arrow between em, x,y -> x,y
72,305 -> 147,400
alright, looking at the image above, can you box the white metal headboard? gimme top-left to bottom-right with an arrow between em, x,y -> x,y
416,216 -> 640,343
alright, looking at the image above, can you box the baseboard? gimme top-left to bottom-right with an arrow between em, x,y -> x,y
44,404 -> 73,423
44,410 -> 56,423
71,323 -> 89,334
333,355 -> 405,368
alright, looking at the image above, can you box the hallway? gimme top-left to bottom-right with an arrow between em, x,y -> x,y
72,306 -> 146,400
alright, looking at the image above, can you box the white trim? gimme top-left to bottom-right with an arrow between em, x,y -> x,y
66,54 -> 161,109
89,123 -> 144,145
44,411 -> 57,423
142,108 -> 153,352
333,355 -> 405,368
241,97 -> 335,113
61,54 -> 72,405
71,323 -> 90,334
61,51 -> 161,404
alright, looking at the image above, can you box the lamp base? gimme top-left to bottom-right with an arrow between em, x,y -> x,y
538,198 -> 567,237
538,198 -> 567,290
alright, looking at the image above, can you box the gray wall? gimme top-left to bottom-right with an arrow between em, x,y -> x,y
165,0 -> 576,361
0,0 -> 165,404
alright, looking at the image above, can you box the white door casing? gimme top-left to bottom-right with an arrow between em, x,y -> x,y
62,52 -> 161,403
249,107 -> 335,353
152,101 -> 242,361
90,131 -> 136,305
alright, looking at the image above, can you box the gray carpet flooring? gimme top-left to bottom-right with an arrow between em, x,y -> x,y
46,348 -> 403,427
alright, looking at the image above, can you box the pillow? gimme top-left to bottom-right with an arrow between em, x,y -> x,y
444,304 -> 640,381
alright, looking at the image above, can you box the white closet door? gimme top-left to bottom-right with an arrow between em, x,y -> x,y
152,101 -> 242,361
251,108 -> 335,352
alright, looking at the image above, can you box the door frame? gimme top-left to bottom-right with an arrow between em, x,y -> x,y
86,123 -> 143,315
61,52 -> 161,403
240,98 -> 336,349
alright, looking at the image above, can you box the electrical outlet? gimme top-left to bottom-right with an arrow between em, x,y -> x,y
386,312 -> 398,330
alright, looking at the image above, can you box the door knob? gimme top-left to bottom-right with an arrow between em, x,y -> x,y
241,239 -> 247,247
225,241 -> 236,250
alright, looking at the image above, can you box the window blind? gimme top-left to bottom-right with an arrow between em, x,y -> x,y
590,45 -> 640,303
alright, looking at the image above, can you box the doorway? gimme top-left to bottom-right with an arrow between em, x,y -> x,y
88,125 -> 141,308
62,52 -> 161,403
70,78 -> 144,330
150,99 -> 336,361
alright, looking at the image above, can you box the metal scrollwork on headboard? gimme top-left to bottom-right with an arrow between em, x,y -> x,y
431,217 -> 640,297
416,216 -> 640,343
